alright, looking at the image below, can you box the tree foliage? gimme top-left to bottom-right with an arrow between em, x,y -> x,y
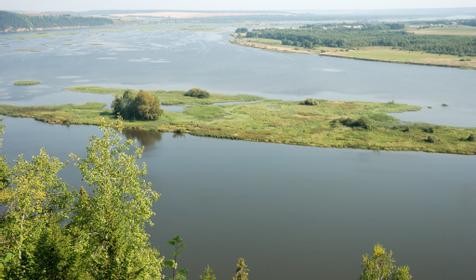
360,244 -> 412,280
235,27 -> 248,33
0,121 -> 163,279
0,11 -> 112,32
200,265 -> 216,280
165,235 -> 187,280
246,22 -> 476,56
232,258 -> 249,280
184,88 -> 210,99
112,90 -> 163,121
300,98 -> 320,106
0,149 -> 72,279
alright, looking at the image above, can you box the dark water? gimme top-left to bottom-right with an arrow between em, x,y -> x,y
3,117 -> 476,280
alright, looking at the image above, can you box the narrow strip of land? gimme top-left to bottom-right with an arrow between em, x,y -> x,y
0,86 -> 475,155
232,37 -> 476,69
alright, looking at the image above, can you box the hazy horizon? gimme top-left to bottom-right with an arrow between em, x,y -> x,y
0,0 -> 475,12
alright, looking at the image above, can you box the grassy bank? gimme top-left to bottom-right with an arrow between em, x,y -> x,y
67,86 -> 262,105
13,80 -> 41,86
1,86 -> 476,154
232,37 -> 476,69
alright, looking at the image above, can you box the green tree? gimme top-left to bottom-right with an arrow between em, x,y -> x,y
69,121 -> 162,279
0,149 -> 72,279
360,244 -> 412,280
200,265 -> 216,280
184,88 -> 210,99
165,235 -> 187,280
112,90 -> 162,121
112,90 -> 137,119
0,156 -> 10,189
135,91 -> 163,120
233,258 -> 249,280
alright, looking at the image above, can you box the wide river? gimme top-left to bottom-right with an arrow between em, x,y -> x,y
1,21 -> 476,279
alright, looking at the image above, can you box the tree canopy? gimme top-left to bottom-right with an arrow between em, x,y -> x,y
112,90 -> 163,121
246,22 -> 476,56
360,244 -> 412,280
0,11 -> 112,32
0,121 -> 163,279
184,88 -> 210,99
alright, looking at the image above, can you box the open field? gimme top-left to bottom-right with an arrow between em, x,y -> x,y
1,86 -> 476,155
322,47 -> 476,69
232,37 -> 476,69
407,25 -> 476,36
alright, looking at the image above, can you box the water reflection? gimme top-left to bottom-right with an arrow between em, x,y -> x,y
123,128 -> 162,149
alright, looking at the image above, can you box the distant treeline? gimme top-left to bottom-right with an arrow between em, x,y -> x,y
405,19 -> 476,27
0,10 -> 112,32
244,22 -> 476,56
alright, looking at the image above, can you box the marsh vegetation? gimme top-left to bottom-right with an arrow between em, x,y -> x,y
1,86 -> 475,154
13,80 -> 41,86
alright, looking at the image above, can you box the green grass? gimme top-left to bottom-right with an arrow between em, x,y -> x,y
407,25 -> 476,36
13,80 -> 41,86
67,86 -> 262,105
232,38 -> 476,69
322,47 -> 476,69
1,89 -> 475,155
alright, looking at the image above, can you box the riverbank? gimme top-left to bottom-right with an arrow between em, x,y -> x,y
231,37 -> 476,70
0,86 -> 475,154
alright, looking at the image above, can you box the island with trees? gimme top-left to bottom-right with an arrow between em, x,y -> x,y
232,20 -> 476,69
0,85 -> 474,155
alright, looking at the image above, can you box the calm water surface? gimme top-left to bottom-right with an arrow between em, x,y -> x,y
0,23 -> 476,126
2,117 -> 476,280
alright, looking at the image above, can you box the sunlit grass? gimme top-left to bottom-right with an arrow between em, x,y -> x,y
13,80 -> 41,86
67,86 -> 262,105
0,89 -> 475,154
232,37 -> 476,69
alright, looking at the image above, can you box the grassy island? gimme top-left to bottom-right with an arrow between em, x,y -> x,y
0,86 -> 475,155
13,80 -> 41,86
67,86 -> 261,105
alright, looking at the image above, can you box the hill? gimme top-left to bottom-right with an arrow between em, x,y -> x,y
0,10 -> 113,32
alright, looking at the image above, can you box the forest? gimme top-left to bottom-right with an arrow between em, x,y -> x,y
0,11 -> 112,32
244,22 -> 476,56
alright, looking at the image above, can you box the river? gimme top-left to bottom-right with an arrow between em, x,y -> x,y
1,21 -> 476,279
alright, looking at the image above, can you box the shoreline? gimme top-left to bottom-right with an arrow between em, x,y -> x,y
231,38 -> 476,70
2,113 -> 476,156
0,86 -> 475,155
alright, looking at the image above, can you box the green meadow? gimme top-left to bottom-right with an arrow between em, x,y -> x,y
0,86 -> 475,154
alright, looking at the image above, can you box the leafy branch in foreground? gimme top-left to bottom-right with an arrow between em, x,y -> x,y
69,120 -> 162,279
200,265 -> 217,280
360,244 -> 412,280
233,258 -> 250,280
165,235 -> 187,280
0,120 -> 163,279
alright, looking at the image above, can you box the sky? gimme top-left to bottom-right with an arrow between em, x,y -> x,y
0,0 -> 475,12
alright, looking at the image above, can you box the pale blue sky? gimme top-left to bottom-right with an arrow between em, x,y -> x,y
0,0 -> 475,12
